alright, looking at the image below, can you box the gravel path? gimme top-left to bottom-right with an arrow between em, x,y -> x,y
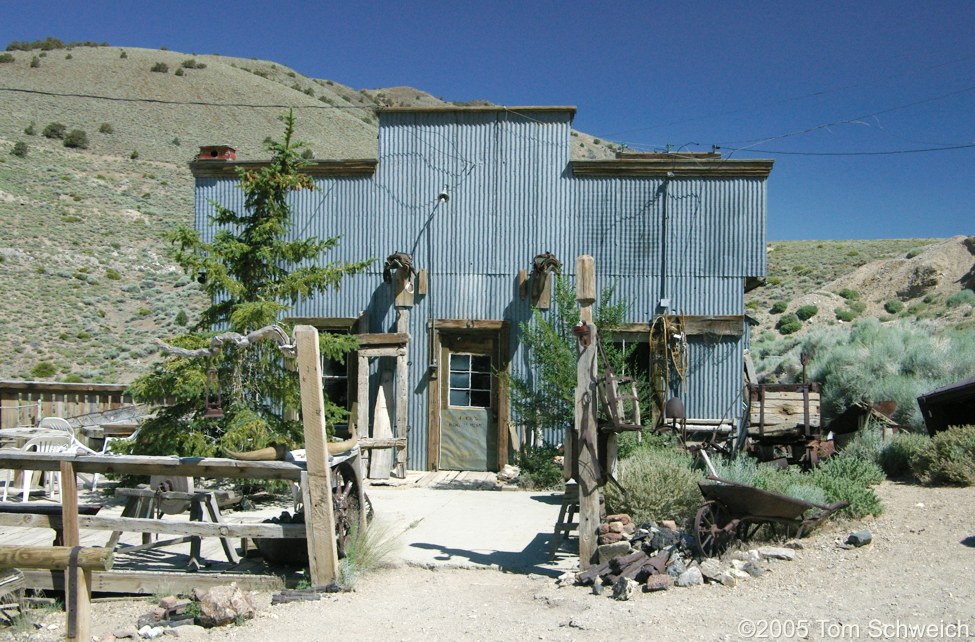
7,481 -> 975,642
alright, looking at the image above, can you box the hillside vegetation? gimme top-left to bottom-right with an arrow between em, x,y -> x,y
1,42 -> 972,389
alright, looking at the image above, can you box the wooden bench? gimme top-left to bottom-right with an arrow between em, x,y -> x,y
108,488 -> 239,571
0,502 -> 102,546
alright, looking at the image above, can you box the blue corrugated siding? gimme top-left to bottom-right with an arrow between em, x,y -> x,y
194,109 -> 766,470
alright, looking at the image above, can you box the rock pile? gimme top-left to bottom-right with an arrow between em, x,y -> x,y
105,583 -> 257,640
573,514 -> 807,600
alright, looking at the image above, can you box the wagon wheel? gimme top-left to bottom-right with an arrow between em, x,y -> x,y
331,462 -> 374,559
694,501 -> 735,558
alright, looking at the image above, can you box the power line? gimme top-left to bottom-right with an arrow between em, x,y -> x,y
717,142 -> 975,156
0,86 -> 375,109
598,53 -> 975,139
717,84 -> 975,157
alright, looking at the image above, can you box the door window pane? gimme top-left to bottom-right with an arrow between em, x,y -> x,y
448,353 -> 492,408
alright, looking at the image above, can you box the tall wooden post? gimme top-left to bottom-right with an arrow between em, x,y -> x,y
60,461 -> 90,642
574,256 -> 600,568
295,325 -> 339,585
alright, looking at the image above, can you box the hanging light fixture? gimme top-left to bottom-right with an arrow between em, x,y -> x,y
204,365 -> 224,419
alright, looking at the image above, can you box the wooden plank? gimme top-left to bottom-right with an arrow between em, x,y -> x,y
754,391 -> 822,402
430,319 -> 505,330
0,453 -> 305,480
358,437 -> 407,449
750,383 -> 821,394
356,333 -> 410,347
574,255 -> 599,570
357,353 -> 369,441
358,347 -> 406,358
394,315 -> 409,477
21,569 -> 284,595
295,325 -> 339,586
67,515 -> 303,539
0,546 -> 113,571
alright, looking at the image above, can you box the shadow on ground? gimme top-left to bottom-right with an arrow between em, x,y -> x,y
410,533 -> 569,577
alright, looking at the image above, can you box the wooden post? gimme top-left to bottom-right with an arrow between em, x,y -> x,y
394,345 -> 409,478
574,255 -> 600,569
357,353 -> 369,444
368,371 -> 394,479
394,268 -> 415,308
294,326 -> 339,585
59,461 -> 90,642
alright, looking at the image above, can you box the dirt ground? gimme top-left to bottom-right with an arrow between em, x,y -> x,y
6,481 -> 975,642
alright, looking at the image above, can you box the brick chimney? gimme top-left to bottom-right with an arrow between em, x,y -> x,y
198,145 -> 236,160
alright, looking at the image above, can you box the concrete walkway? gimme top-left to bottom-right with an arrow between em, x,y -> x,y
366,485 -> 579,576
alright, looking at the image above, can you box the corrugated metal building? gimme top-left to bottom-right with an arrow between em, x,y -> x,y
191,106 -> 772,472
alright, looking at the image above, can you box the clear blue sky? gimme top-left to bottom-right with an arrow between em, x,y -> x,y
3,1 -> 973,240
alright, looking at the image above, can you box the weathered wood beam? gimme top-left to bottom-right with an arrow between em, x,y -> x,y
0,453 -> 305,480
21,569 -> 284,595
0,546 -> 113,571
295,325 -> 339,586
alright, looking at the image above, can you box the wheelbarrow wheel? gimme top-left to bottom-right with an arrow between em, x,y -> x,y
332,462 -> 374,559
694,501 -> 734,558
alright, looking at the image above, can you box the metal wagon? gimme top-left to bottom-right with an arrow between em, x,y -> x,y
694,475 -> 849,557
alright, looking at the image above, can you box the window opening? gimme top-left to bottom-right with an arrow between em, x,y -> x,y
448,353 -> 492,408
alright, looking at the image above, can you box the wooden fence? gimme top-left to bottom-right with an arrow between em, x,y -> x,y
0,381 -> 132,429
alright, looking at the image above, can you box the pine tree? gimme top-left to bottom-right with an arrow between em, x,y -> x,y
128,111 -> 372,457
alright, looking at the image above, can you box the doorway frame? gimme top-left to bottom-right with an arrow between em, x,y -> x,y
427,320 -> 510,471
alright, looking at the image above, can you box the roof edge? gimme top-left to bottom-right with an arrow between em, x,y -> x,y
379,105 -> 576,120
190,159 -> 378,178
571,158 -> 774,178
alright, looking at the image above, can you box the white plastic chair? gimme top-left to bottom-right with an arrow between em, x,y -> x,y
1,434 -> 73,502
38,417 -> 100,488
90,428 -> 138,492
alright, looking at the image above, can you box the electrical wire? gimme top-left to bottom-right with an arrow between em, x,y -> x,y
716,143 -> 975,157
0,85 -> 375,109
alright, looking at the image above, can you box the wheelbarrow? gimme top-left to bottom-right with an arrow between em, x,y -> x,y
694,475 -> 849,557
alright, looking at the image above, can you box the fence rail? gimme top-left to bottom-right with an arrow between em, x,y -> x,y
0,381 -> 132,429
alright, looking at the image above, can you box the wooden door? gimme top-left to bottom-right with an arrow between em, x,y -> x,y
439,333 -> 499,471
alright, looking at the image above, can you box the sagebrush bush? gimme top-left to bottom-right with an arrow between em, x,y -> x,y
63,129 -> 88,149
24,122 -> 36,135
911,425 -> 975,486
605,447 -> 702,524
150,62 -> 168,73
42,122 -> 66,139
796,305 -> 818,321
879,431 -> 931,477
770,300 -> 789,314
98,123 -> 113,134
884,299 -> 904,314
776,313 -> 802,335
516,444 -> 562,490
810,456 -> 884,518
0,53 -> 14,63
31,361 -> 57,378
947,289 -> 975,308
835,307 -> 857,322
838,288 -> 860,301
11,142 -> 27,157
839,427 -> 885,466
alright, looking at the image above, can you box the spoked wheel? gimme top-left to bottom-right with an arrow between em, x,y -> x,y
694,501 -> 735,558
331,462 -> 374,559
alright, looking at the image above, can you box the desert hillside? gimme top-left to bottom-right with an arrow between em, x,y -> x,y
1,42 -> 971,384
